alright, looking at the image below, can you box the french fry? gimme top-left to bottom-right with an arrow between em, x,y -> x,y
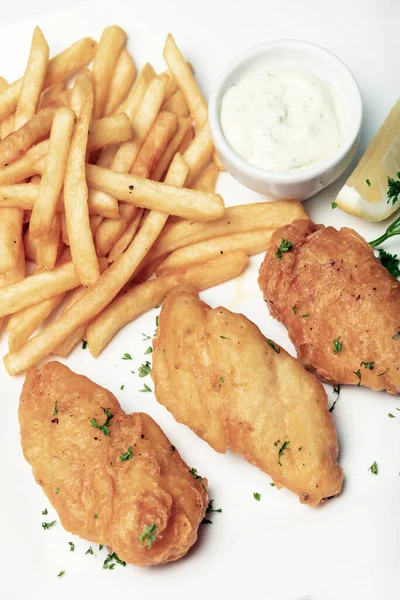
60,213 -> 69,246
87,249 -> 248,357
95,111 -> 177,257
182,121 -> 214,186
36,214 -> 61,270
151,116 -> 191,181
107,208 -> 143,263
70,69 -> 93,116
39,82 -> 65,109
0,245 -> 25,333
0,106 -> 55,166
177,124 -> 194,155
1,113 -> 16,139
24,226 -> 38,261
116,63 -> 155,119
0,183 -> 39,209
0,140 -> 47,184
163,34 -> 207,127
162,70 -> 179,102
30,107 -> 75,238
161,89 -> 189,117
192,163 -> 219,193
3,154 -> 188,374
156,229 -> 273,275
0,37 -> 97,122
85,162 -> 224,221
96,143 -> 119,167
103,49 -> 136,117
14,27 -> 49,130
64,95 -> 100,286
0,208 -> 23,273
52,286 -> 89,357
0,260 -> 79,318
0,77 -> 7,91
92,26 -> 127,119
90,215 -> 103,236
86,112 -> 133,152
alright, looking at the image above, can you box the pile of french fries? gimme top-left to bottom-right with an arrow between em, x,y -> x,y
0,25 -> 307,375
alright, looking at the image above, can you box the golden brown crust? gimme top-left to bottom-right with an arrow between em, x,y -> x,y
258,219 -> 400,394
19,361 -> 207,566
152,285 -> 343,506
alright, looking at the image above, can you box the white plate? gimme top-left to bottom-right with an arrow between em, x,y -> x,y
1,1 -> 400,599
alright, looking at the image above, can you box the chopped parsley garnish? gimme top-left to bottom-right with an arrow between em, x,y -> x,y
219,335 -> 231,340
82,339 -> 87,349
139,383 -> 151,393
138,360 -> 151,377
137,524 -> 158,550
68,542 -> 75,552
292,305 -> 297,314
361,361 -> 374,370
94,514 -> 98,519
253,492 -> 261,501
270,483 -> 276,487
201,499 -> 222,523
90,407 -> 114,436
329,385 -> 341,412
267,339 -> 280,354
387,172 -> 400,205
393,332 -> 400,340
388,413 -> 395,418
155,316 -> 159,327
122,352 -> 132,360
331,202 -> 338,209
141,333 -> 151,340
274,439 -> 280,447
377,249 -> 400,278
353,370 -> 361,386
189,467 -> 207,491
120,384 -> 124,390
171,445 -> 176,451
144,346 -> 153,354
42,520 -> 56,530
366,179 -> 371,187
368,461 -> 378,475
55,487 -> 60,494
42,508 -> 48,515
119,446 -> 133,461
99,545 -> 104,551
85,546 -> 95,555
103,552 -> 126,569
219,376 -> 224,383
53,401 -> 58,416
278,441 -> 290,466
333,337 -> 342,354
57,570 -> 65,578
302,313 -> 309,318
275,238 -> 293,261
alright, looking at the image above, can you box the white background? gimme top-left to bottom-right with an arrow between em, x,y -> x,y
1,1 -> 400,599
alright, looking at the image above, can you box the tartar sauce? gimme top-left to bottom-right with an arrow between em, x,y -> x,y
220,67 -> 345,172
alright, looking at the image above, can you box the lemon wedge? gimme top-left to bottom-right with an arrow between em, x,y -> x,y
336,98 -> 400,221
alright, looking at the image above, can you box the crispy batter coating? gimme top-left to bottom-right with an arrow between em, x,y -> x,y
152,286 -> 343,506
19,362 -> 207,567
259,219 -> 400,394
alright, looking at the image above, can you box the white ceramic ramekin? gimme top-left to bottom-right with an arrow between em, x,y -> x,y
208,39 -> 363,200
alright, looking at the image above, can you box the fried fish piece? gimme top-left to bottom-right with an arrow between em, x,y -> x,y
258,219 -> 400,394
19,361 -> 207,567
152,286 -> 343,506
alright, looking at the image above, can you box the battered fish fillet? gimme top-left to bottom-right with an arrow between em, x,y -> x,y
258,219 -> 400,394
152,286 -> 343,506
19,362 -> 208,567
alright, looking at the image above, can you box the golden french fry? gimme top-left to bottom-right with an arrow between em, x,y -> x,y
177,124 -> 194,154
161,89 -> 189,117
151,116 -> 192,181
60,212 -> 69,246
64,95 -> 100,286
36,214 -> 61,270
0,38 -> 97,123
14,27 -> 49,129
183,121 -> 214,186
52,286 -> 89,357
0,208 -> 23,273
103,49 -> 136,117
89,215 -> 103,236
95,111 -> 177,257
156,229 -> 273,275
0,260 -> 79,318
192,163 -> 219,193
30,107 -> 75,238
3,154 -> 188,374
107,208 -> 143,263
0,139 -> 48,184
0,244 -> 25,333
39,82 -> 65,109
96,144 -> 119,167
92,26 -> 127,119
85,162 -> 224,221
163,34 -> 207,127
87,249 -> 248,357
70,69 -> 93,116
1,113 -> 15,139
162,70 -> 179,102
116,63 -> 155,119
0,183 -> 39,209
86,112 -> 133,152
24,226 -> 38,261
0,106 -> 55,166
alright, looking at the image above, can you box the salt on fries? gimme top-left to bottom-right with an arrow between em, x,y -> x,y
0,26 -> 307,375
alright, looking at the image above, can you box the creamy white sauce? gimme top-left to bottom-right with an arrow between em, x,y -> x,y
220,66 -> 345,172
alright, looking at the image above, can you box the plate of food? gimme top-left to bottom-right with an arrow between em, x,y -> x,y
1,1 -> 399,599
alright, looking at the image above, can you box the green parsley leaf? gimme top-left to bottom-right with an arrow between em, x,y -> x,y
219,335 -> 231,340
138,360 -> 151,377
137,524 -> 158,550
253,492 -> 261,501
85,546 -> 95,555
140,383 -> 152,393
57,570 -> 65,578
219,376 -> 224,383
361,361 -> 374,370
333,337 -> 342,355
144,346 -> 153,355
270,483 -> 276,487
122,352 -> 132,360
202,499 -> 222,523
274,439 -> 280,447
275,238 -> 293,261
331,202 -> 338,209
302,313 -> 309,318
53,401 -> 58,416
353,370 -> 361,386
103,552 -> 126,569
189,467 -> 207,491
103,563 -> 115,570
90,407 -> 114,436
292,305 -> 297,314
278,441 -> 290,466
393,332 -> 400,340
366,179 -> 371,187
99,544 -> 104,551
42,508 -> 48,515
82,339 -> 87,350
141,333 -> 151,340
119,446 -> 133,461
377,249 -> 400,278
388,413 -> 395,418
368,461 -> 378,475
267,339 -> 280,354
201,518 -> 212,524
120,384 -> 124,390
94,514 -> 98,519
171,445 -> 176,451
155,316 -> 159,327
387,172 -> 400,205
68,542 -> 75,552
42,520 -> 56,530
329,385 -> 341,412
55,487 -> 60,494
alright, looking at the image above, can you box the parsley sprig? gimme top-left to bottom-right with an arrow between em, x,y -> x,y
387,172 -> 400,205
119,446 -> 133,461
278,441 -> 290,466
90,407 -> 114,436
137,524 -> 158,550
377,249 -> 400,278
275,238 -> 293,261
